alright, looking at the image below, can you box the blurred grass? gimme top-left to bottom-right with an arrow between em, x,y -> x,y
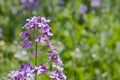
0,0 -> 120,80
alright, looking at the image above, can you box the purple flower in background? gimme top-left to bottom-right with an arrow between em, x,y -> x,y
0,28 -> 3,38
20,0 -> 41,11
80,4 -> 88,14
90,0 -> 100,7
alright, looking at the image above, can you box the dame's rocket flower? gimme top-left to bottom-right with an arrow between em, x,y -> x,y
46,39 -> 66,79
8,16 -> 66,80
21,16 -> 53,48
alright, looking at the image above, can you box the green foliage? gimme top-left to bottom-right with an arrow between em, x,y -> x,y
0,0 -> 120,80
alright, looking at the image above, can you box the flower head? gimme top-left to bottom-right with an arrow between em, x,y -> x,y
80,4 -> 88,14
21,16 -> 53,49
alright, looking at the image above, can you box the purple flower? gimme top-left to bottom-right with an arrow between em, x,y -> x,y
47,32 -> 53,37
80,4 -> 88,14
8,71 -> 25,80
20,62 -> 32,72
50,71 -> 66,80
8,62 -> 47,80
48,53 -> 58,62
47,41 -> 56,51
21,16 -> 53,48
22,39 -> 33,48
42,24 -> 51,33
24,16 -> 51,30
47,52 -> 63,65
90,0 -> 100,7
20,30 -> 31,38
39,17 -> 51,23
35,35 -> 49,43
31,65 -> 47,74
25,18 -> 38,30
38,65 -> 47,73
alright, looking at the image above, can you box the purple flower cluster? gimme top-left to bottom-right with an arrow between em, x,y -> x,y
8,16 -> 66,80
20,16 -> 53,48
50,65 -> 66,80
90,0 -> 100,7
8,62 -> 46,80
21,16 -> 66,80
47,41 -> 66,80
47,41 -> 63,65
80,0 -> 101,14
80,4 -> 88,14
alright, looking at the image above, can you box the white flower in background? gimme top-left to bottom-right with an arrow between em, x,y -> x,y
14,50 -> 29,61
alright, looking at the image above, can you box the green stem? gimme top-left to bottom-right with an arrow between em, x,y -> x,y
35,42 -> 38,65
35,28 -> 39,80
72,57 -> 76,80
35,42 -> 38,80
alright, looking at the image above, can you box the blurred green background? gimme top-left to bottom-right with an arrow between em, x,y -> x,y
0,0 -> 120,80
